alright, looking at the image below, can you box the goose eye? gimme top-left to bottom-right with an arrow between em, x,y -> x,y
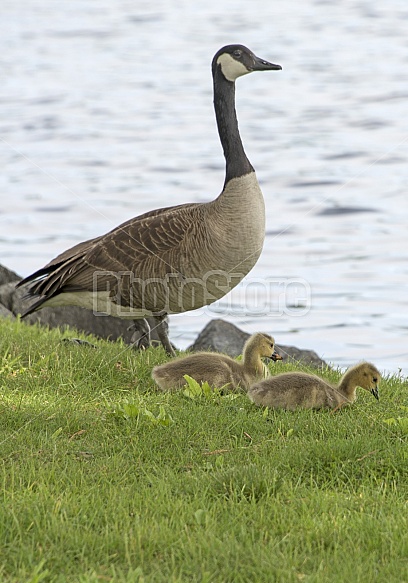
233,50 -> 242,58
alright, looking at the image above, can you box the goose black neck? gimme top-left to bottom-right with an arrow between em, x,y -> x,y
213,65 -> 254,185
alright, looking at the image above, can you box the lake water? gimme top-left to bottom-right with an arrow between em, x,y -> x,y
1,0 -> 407,375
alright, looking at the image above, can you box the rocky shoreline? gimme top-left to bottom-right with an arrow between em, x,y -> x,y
0,263 -> 326,367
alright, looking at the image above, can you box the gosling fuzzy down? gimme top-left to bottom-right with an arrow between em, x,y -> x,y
152,333 -> 281,392
247,362 -> 381,410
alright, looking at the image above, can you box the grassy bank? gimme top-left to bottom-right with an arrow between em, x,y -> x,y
0,317 -> 407,582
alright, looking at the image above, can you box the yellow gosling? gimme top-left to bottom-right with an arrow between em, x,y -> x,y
152,333 -> 281,392
247,362 -> 381,410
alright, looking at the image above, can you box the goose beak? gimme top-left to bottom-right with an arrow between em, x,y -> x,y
250,55 -> 282,72
371,386 -> 379,400
271,351 -> 283,362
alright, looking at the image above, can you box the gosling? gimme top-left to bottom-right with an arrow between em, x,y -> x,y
152,333 -> 281,392
247,362 -> 381,410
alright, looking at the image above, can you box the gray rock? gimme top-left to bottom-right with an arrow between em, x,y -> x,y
188,319 -> 250,357
188,319 -> 326,368
11,284 -> 33,315
0,282 -> 19,311
0,303 -> 15,319
0,265 -> 21,286
24,306 -> 138,343
274,344 -> 327,368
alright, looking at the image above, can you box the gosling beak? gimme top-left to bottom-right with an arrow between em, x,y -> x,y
371,386 -> 379,400
250,55 -> 282,72
271,351 -> 283,362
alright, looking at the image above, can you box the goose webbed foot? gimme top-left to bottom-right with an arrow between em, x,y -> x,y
128,319 -> 151,351
128,316 -> 176,356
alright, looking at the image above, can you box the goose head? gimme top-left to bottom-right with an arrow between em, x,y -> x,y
246,332 -> 282,361
212,44 -> 282,83
353,362 -> 381,400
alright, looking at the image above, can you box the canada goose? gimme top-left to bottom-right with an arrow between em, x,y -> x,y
16,45 -> 281,355
152,332 -> 282,391
247,362 -> 381,410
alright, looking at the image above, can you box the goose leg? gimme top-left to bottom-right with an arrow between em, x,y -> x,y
153,314 -> 176,357
128,318 -> 151,351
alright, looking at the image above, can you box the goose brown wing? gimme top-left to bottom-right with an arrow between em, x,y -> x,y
23,201 -> 202,300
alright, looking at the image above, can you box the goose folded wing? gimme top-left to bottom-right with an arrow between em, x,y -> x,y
24,202 -> 201,299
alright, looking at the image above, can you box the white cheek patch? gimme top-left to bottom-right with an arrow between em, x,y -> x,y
217,53 -> 250,82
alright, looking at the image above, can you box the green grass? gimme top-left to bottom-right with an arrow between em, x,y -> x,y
0,317 -> 407,583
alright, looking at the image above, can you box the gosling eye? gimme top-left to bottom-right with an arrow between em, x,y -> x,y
373,377 -> 378,383
233,49 -> 242,58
